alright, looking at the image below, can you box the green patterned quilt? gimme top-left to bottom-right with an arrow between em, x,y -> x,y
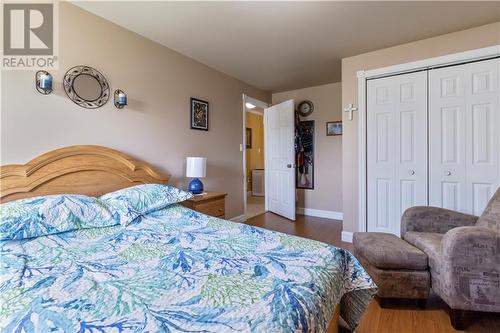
1,204 -> 376,332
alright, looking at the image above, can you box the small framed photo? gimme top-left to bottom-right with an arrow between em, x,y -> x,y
246,128 -> 252,148
190,98 -> 209,131
326,121 -> 342,136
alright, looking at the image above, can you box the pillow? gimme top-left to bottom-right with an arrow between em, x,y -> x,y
100,184 -> 193,225
0,194 -> 117,241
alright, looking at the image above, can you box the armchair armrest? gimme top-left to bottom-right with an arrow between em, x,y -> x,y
401,206 -> 478,237
438,226 -> 500,310
441,226 -> 499,256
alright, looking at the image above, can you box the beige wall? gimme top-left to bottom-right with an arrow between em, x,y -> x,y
245,112 -> 264,191
341,22 -> 500,233
273,82 -> 343,213
0,2 -> 270,218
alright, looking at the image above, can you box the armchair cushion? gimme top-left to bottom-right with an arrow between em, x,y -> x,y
401,206 -> 478,237
403,232 -> 443,260
477,188 -> 500,230
353,232 -> 428,270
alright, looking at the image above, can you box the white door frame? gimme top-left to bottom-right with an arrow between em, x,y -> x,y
242,94 -> 269,219
357,45 -> 500,233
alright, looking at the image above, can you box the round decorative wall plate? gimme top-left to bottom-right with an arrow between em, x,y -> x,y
297,100 -> 314,117
63,66 -> 110,109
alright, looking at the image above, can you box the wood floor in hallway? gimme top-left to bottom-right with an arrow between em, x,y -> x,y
245,212 -> 500,333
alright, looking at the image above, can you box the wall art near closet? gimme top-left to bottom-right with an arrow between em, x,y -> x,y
326,121 -> 342,136
296,120 -> 314,190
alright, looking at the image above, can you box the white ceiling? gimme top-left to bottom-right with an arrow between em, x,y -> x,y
73,1 -> 500,92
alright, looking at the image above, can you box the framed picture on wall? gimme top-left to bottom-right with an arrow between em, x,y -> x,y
296,120 -> 314,190
326,121 -> 342,136
246,128 -> 252,148
190,98 -> 209,131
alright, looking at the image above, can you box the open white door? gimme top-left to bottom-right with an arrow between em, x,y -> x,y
264,100 -> 296,220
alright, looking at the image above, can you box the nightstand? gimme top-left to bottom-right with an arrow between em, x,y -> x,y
181,192 -> 227,218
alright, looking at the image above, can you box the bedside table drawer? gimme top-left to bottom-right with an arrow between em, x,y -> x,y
181,192 -> 227,218
195,198 -> 225,217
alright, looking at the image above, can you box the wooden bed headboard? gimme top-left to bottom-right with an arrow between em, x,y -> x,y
0,145 -> 170,203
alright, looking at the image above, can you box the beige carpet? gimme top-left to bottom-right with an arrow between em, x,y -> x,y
246,195 -> 265,219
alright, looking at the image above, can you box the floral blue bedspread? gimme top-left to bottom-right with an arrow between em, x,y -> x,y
0,204 -> 376,332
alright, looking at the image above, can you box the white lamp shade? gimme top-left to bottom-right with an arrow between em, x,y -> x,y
186,157 -> 206,178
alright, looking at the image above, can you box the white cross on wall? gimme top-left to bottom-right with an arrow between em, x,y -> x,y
344,103 -> 358,120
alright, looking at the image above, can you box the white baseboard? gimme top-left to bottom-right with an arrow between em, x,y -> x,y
230,214 -> 247,223
296,207 -> 343,220
341,231 -> 353,243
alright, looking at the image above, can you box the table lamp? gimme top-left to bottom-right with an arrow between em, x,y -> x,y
186,157 -> 206,194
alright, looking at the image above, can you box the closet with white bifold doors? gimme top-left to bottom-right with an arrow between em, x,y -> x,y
366,57 -> 500,236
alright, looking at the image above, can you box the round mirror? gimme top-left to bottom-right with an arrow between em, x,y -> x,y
63,66 -> 109,109
72,74 -> 101,101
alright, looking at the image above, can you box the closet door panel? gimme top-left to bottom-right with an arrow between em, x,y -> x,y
441,182 -> 461,211
430,68 -> 467,211
469,100 -> 494,215
367,71 -> 428,235
467,59 -> 500,215
367,81 -> 396,234
396,75 -> 428,224
429,58 -> 500,215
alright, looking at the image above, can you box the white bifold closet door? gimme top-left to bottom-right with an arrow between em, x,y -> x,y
367,71 -> 428,235
429,58 -> 500,216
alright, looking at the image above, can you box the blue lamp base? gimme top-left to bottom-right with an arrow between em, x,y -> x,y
188,178 -> 204,194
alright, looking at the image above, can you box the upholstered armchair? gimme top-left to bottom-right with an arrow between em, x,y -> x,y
401,188 -> 500,330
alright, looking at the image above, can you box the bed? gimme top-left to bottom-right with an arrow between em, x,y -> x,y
0,145 -> 376,333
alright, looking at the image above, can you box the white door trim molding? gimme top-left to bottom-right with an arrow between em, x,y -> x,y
360,45 -> 500,79
245,95 -> 269,109
242,94 -> 269,219
357,70 -> 368,233
357,45 -> 500,233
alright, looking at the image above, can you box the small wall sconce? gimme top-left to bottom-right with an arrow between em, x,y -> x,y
35,70 -> 53,94
114,89 -> 127,109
